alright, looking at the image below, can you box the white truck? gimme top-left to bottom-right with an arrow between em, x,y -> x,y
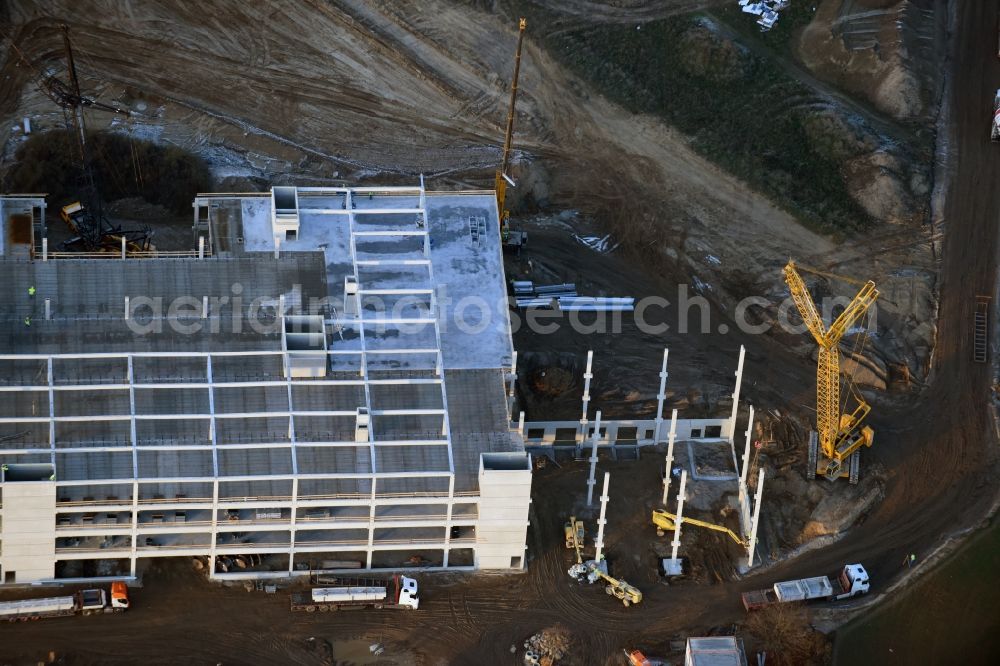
290,575 -> 419,612
741,563 -> 870,611
0,582 -> 130,622
992,89 -> 1000,142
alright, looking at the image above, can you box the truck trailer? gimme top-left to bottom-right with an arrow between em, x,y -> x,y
992,89 -> 1000,142
290,575 -> 419,612
742,563 -> 869,611
0,582 -> 129,622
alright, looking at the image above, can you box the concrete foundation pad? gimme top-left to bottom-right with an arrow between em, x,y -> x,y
661,558 -> 683,576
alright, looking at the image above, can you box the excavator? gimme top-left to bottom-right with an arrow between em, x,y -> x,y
783,260 -> 879,483
651,509 -> 745,546
564,515 -> 641,607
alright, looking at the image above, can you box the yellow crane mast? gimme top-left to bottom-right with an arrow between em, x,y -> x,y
495,18 -> 526,241
783,260 -> 879,483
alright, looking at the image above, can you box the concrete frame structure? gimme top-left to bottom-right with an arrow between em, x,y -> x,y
0,183 -> 529,583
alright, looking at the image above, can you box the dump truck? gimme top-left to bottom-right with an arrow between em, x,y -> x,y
290,575 -> 419,612
993,89 -> 1000,142
741,563 -> 869,611
0,582 -> 129,622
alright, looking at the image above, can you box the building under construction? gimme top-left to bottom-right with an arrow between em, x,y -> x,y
0,183 -> 531,583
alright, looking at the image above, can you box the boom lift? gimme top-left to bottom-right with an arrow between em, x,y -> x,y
651,509 -> 745,546
783,260 -> 879,483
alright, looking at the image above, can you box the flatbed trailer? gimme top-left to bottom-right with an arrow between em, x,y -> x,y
0,583 -> 129,622
290,575 -> 419,612
742,564 -> 870,611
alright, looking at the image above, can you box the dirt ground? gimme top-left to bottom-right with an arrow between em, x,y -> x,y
0,451 -> 754,666
0,0 -> 998,664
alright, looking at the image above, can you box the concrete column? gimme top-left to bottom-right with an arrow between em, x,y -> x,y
44,299 -> 50,320
124,296 -> 130,320
727,345 -> 746,475
274,236 -> 281,259
42,238 -> 48,261
670,470 -> 688,563
654,348 -> 669,443
586,410 -> 602,506
278,294 -> 286,317
738,405 -> 755,536
517,411 -> 525,436
121,236 -> 127,259
661,409 -> 678,505
747,468 -> 765,568
508,351 -> 518,393
442,475 -> 455,568
578,350 -> 594,448
507,351 -> 518,419
202,296 -> 209,319
199,235 -> 205,259
594,472 -> 610,562
728,345 -> 745,440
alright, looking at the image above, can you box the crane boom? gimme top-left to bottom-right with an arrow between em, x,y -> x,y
495,18 -> 526,226
783,260 -> 879,481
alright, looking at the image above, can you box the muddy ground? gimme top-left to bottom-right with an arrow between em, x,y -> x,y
0,0 -> 998,664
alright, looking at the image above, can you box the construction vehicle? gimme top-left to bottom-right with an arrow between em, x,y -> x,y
60,201 -> 153,253
741,563 -> 870,611
10,27 -> 153,252
783,260 -> 879,483
651,509 -> 745,545
993,89 -> 1000,142
495,18 -> 527,253
0,582 -> 129,622
625,649 -> 652,666
564,516 -> 585,551
290,575 -> 419,612
593,567 -> 643,607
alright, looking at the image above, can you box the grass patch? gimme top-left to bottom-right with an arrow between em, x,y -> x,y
834,522 -> 1000,664
500,2 -> 873,235
3,129 -> 212,214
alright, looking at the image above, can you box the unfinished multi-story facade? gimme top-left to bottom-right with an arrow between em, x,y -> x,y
0,183 -> 530,583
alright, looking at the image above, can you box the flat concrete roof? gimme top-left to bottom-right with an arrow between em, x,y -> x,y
0,184 -> 521,499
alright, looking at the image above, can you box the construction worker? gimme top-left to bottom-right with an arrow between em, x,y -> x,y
28,285 -> 36,298
23,316 -> 31,327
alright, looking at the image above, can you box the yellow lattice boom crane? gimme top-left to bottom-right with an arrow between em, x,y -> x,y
783,260 -> 879,483
495,18 -> 527,251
